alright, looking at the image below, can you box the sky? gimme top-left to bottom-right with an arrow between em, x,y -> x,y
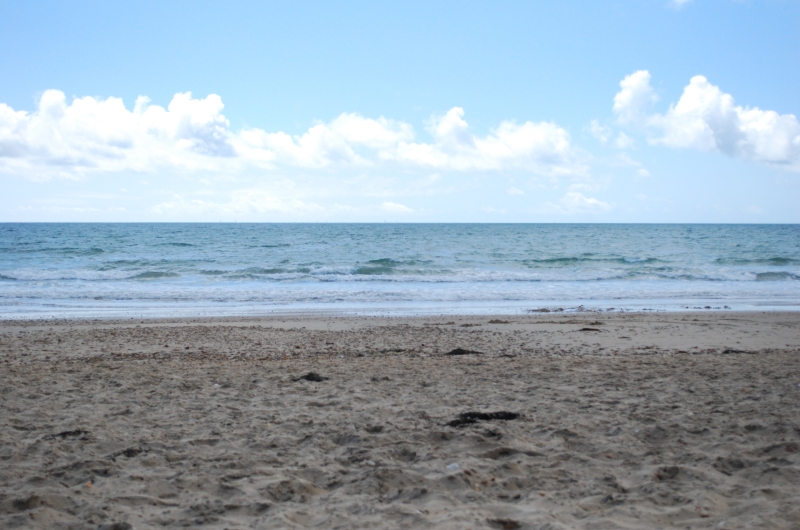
1,0 -> 799,223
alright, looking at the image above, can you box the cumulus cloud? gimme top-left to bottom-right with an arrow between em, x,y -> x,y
541,191 -> 612,215
588,120 -> 612,143
380,201 -> 413,213
393,107 -> 581,175
614,71 -> 800,170
562,191 -> 611,212
0,91 -> 583,178
0,90 -> 242,179
238,113 -> 414,168
613,70 -> 658,125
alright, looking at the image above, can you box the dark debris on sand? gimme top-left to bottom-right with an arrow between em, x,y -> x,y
445,348 -> 484,356
488,518 -> 522,530
43,429 -> 90,441
448,411 -> 520,428
108,447 -> 149,462
722,348 -> 755,354
292,372 -> 328,382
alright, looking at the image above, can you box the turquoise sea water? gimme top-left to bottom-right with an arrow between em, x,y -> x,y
1,223 -> 799,318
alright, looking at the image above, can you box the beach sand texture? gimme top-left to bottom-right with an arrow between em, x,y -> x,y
1,312 -> 799,529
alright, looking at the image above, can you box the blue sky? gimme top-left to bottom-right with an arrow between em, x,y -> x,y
1,0 -> 799,222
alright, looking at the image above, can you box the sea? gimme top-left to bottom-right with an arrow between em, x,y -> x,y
1,223 -> 799,319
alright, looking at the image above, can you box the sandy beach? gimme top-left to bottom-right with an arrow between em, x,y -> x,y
1,311 -> 799,529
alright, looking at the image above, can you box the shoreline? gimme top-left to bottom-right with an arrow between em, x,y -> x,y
3,303 -> 800,321
2,311 -> 799,528
2,310 -> 799,350
4,294 -> 800,322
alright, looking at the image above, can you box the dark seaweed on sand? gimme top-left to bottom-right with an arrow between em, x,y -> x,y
488,518 -> 522,530
292,372 -> 328,382
448,411 -> 520,428
43,429 -> 90,441
445,347 -> 484,356
108,447 -> 149,462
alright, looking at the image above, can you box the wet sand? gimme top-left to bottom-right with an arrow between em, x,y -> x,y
1,311 -> 799,529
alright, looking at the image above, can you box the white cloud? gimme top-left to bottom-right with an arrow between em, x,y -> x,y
614,71 -> 800,170
610,153 -> 651,177
613,70 -> 658,125
238,113 -> 414,168
560,192 -> 612,213
0,91 -> 583,179
588,120 -> 612,143
506,186 -> 525,196
567,180 -> 608,193
670,0 -> 693,8
615,132 -> 634,149
151,190 -> 420,218
540,191 -> 612,215
0,90 -> 247,179
393,107 -> 583,175
380,201 -> 413,213
152,190 -> 326,216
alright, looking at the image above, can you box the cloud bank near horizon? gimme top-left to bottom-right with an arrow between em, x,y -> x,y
613,70 -> 800,171
0,90 -> 584,180
2,72 -> 797,184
